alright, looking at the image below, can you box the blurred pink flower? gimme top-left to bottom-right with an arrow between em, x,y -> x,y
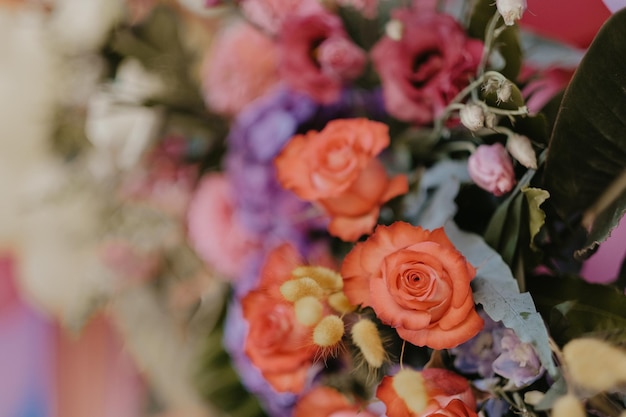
522,67 -> 573,114
240,0 -> 323,35
468,143 -> 516,196
371,9 -> 483,125
279,10 -> 366,104
186,173 -> 262,279
201,21 -> 279,116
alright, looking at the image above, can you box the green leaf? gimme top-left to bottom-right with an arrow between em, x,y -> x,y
483,191 -> 524,268
527,274 -> 626,346
444,221 -> 558,377
467,0 -> 522,80
542,9 -> 626,258
522,187 -> 550,251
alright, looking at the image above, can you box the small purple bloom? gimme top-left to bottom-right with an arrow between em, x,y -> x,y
492,328 -> 544,387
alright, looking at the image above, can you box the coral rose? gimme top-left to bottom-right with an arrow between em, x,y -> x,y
371,9 -> 483,125
340,222 -> 483,349
467,143 -> 516,196
377,368 -> 477,417
294,386 -> 379,417
274,118 -> 408,242
279,11 -> 366,103
241,243 -> 317,393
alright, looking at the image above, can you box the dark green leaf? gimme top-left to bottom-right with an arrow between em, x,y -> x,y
527,274 -> 626,346
542,9 -> 626,258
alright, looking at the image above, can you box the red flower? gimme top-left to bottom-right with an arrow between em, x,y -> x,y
341,222 -> 483,349
279,11 -> 366,103
241,244 -> 317,392
294,386 -> 379,417
274,118 -> 408,241
376,368 -> 477,417
371,10 -> 483,125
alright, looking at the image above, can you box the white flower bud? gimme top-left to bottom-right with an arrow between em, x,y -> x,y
496,0 -> 527,26
485,112 -> 498,129
385,19 -> 403,41
459,104 -> 485,131
497,81 -> 513,103
506,134 -> 537,169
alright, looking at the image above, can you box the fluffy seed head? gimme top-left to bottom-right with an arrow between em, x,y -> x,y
392,369 -> 429,413
291,266 -> 343,291
552,395 -> 585,417
563,338 -> 626,393
328,291 -> 356,314
280,277 -> 324,302
313,315 -> 345,347
351,318 -> 385,368
294,296 -> 324,326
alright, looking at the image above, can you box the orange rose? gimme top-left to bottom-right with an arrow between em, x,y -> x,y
274,118 -> 408,242
241,244 -> 317,392
294,386 -> 379,417
376,368 -> 477,417
340,222 -> 483,349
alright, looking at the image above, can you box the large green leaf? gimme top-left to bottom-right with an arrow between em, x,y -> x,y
542,9 -> 626,258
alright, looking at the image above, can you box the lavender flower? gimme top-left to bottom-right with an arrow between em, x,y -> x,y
492,328 -> 544,387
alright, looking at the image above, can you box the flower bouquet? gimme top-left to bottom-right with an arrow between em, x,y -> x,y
17,0 -> 626,416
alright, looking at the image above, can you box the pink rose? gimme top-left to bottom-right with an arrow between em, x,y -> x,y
201,21 -> 279,116
279,11 -> 366,104
186,173 -> 261,279
371,9 -> 483,125
467,143 -> 516,196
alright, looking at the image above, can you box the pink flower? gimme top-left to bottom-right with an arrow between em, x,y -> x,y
279,11 -> 366,104
371,9 -> 483,125
186,173 -> 262,279
467,143 -> 516,196
239,0 -> 324,35
201,21 -> 279,116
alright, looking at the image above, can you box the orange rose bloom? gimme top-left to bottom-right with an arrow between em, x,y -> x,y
340,222 -> 483,349
241,244 -> 317,392
294,386 -> 378,417
376,368 -> 477,417
274,118 -> 408,242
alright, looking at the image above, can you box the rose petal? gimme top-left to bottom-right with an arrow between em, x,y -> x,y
397,308 -> 483,349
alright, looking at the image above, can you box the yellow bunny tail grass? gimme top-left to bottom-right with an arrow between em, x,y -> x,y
313,315 -> 345,348
294,296 -> 324,326
392,369 -> 429,414
563,338 -> 626,393
551,395 -> 585,417
291,265 -> 343,292
279,277 -> 323,302
351,318 -> 386,368
327,291 -> 357,314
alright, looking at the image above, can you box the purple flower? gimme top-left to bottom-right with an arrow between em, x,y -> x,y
452,311 -> 500,378
492,328 -> 544,387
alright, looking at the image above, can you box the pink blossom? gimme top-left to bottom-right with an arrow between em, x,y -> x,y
239,0 -> 324,35
468,143 -> 516,196
371,9 -> 483,125
201,21 -> 279,116
186,173 -> 262,279
279,11 -> 366,104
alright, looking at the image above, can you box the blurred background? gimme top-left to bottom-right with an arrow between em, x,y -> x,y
0,0 -> 622,416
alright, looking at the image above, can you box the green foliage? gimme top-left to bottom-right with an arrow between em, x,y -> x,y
542,9 -> 626,259
527,274 -> 626,346
523,187 -> 550,251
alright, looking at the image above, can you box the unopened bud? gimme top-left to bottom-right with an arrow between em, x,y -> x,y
496,81 -> 513,103
385,19 -> 403,41
552,395 -> 585,417
351,319 -> 385,368
328,291 -> 356,314
392,369 -> 428,413
460,103 -> 485,131
292,266 -> 343,291
523,391 -> 544,406
313,315 -> 345,347
506,134 -> 537,169
496,0 -> 527,26
280,277 -> 323,302
485,112 -> 497,129
294,296 -> 324,326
